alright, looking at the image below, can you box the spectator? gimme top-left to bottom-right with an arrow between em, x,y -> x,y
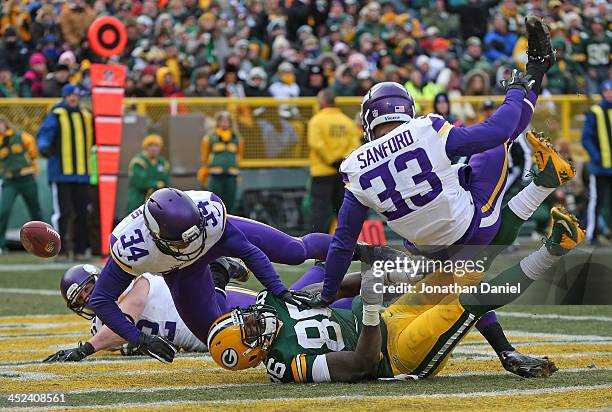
582,80 -> 612,244
216,64 -> 246,98
198,112 -> 243,213
244,67 -> 270,97
476,98 -> 496,123
332,64 -> 356,97
307,89 -> 358,233
0,28 -> 29,76
22,53 -> 47,97
125,135 -> 171,214
269,62 -> 300,98
0,65 -> 21,97
37,84 -> 92,261
404,69 -> 440,113
574,17 -> 612,94
129,66 -> 163,97
484,15 -> 518,62
0,116 -> 42,254
460,37 -> 493,75
464,69 -> 491,96
156,66 -> 184,97
42,64 -> 70,97
30,4 -> 61,46
546,37 -> 578,94
59,0 -> 96,48
444,0 -> 501,40
186,67 -> 220,97
300,65 -> 327,97
421,0 -> 460,39
433,92 -> 461,126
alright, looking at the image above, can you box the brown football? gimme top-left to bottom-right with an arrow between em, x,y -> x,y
19,221 -> 61,258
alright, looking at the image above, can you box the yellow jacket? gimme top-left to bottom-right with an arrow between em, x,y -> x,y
308,107 -> 360,177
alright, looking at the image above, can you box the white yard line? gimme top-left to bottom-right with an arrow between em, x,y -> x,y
6,385 -> 612,411
0,288 -> 59,296
0,263 -> 72,272
498,311 -> 612,322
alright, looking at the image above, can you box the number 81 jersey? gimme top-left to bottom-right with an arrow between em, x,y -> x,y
261,291 -> 393,383
111,190 -> 226,276
341,115 -> 474,249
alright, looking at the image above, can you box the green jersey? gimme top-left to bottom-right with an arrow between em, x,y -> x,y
257,291 -> 393,383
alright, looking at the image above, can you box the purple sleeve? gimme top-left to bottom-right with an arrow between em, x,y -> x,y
322,190 -> 369,302
217,219 -> 288,296
510,90 -> 538,141
88,259 -> 141,345
445,89 -> 524,158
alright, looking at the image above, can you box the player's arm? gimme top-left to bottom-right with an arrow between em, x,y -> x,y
321,190 -> 369,303
444,73 -> 533,158
218,219 -> 307,307
300,271 -> 362,300
43,277 -> 150,362
89,259 -> 177,363
88,276 -> 150,352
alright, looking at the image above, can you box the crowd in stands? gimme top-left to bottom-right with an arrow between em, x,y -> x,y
0,0 -> 609,104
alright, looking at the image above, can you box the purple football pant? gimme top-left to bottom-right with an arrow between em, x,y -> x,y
228,215 -> 331,264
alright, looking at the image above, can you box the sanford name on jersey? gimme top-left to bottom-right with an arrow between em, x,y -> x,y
341,115 -> 474,249
110,191 -> 226,276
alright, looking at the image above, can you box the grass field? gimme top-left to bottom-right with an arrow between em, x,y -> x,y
0,251 -> 611,411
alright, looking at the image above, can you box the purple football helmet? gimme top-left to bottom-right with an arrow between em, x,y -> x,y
143,188 -> 206,261
360,82 -> 416,141
60,264 -> 100,319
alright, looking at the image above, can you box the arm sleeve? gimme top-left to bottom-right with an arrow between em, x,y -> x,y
218,219 -> 288,296
445,89 -> 524,158
322,190 -> 368,302
510,90 -> 538,141
88,259 -> 142,345
36,113 -> 58,157
581,111 -> 600,163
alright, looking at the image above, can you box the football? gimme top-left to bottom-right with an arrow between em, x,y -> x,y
19,221 -> 61,258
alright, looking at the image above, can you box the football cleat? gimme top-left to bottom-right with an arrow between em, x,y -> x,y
544,207 -> 585,256
525,16 -> 556,72
500,350 -> 558,378
226,257 -> 250,283
526,131 -> 575,188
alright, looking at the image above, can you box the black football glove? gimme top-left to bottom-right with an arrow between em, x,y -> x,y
302,291 -> 334,308
500,69 -> 535,96
135,333 -> 178,363
43,341 -> 95,363
279,290 -> 321,310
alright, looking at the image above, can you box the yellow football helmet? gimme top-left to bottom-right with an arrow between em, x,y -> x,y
207,305 -> 280,371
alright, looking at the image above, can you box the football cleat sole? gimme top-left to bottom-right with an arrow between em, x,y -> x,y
544,206 -> 585,255
526,131 -> 575,188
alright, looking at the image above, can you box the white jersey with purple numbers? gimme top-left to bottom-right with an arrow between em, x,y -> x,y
110,191 -> 225,276
341,115 -> 474,249
91,273 -> 206,352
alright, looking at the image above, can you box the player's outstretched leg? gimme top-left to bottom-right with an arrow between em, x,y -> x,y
461,207 -> 584,377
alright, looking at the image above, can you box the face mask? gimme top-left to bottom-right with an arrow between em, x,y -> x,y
280,73 -> 295,84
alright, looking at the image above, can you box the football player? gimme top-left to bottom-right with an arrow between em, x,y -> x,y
311,17 -> 572,373
88,187 -> 398,364
208,207 -> 584,382
43,258 -> 257,362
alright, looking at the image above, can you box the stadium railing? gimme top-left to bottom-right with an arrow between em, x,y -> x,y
0,94 -> 596,167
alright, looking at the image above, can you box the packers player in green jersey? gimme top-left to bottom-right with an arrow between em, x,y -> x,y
208,207 -> 585,382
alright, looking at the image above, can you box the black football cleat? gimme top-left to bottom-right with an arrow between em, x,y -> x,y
525,15 -> 556,72
499,350 -> 558,378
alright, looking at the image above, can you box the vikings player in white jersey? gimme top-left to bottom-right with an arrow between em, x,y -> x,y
43,259 -> 259,362
315,17 -> 576,375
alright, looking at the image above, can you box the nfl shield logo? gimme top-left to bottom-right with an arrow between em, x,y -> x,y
372,110 -> 378,117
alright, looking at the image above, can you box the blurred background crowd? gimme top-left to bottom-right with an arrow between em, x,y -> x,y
0,0 -> 610,102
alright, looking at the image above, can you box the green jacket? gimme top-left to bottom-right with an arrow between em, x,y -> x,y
404,81 -> 441,112
126,152 -> 171,213
0,130 -> 38,178
205,132 -> 242,176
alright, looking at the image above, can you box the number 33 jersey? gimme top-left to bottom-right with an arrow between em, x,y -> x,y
91,273 -> 206,352
110,190 -> 226,276
341,115 -> 474,248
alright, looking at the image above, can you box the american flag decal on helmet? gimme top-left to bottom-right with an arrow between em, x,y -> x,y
395,106 -> 405,112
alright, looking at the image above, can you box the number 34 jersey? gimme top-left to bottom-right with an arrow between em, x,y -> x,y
260,291 -> 392,383
110,190 -> 226,276
91,273 -> 206,352
341,115 -> 474,248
